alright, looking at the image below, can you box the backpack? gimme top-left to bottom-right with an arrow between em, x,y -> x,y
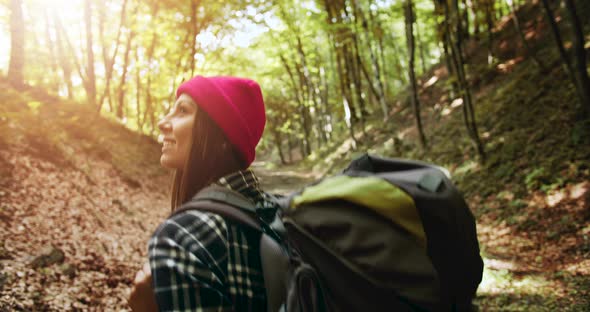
173,154 -> 483,312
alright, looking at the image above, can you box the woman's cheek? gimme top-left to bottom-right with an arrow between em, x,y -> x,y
182,119 -> 195,156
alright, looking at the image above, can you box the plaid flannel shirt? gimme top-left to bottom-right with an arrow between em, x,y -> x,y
149,169 -> 268,312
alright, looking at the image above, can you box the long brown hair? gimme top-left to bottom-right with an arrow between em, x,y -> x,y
170,107 -> 246,210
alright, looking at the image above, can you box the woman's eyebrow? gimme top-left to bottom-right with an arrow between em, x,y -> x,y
178,99 -> 196,108
172,100 -> 190,110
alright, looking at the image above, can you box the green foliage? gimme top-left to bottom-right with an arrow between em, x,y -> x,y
524,167 -> 547,190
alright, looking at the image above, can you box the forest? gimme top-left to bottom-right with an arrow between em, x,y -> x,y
1,0 -> 589,310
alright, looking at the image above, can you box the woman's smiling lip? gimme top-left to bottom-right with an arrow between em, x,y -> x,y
162,139 -> 176,152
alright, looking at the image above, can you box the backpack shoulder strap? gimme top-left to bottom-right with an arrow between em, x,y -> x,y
171,185 -> 261,232
260,233 -> 289,312
172,185 -> 289,312
193,185 -> 258,214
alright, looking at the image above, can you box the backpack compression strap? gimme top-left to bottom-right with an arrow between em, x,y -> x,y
170,186 -> 288,312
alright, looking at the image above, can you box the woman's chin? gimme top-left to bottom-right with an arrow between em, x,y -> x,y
160,155 -> 178,169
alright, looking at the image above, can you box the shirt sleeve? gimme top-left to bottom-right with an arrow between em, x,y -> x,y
148,210 -> 233,312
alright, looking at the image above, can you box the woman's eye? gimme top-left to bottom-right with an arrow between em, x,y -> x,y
178,106 -> 187,113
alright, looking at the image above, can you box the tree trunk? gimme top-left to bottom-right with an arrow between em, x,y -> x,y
117,30 -> 135,119
443,31 -> 458,99
97,0 -> 128,113
52,10 -> 73,99
388,32 -> 408,84
84,0 -> 96,107
367,0 -> 388,98
323,0 -> 358,147
326,43 -> 338,139
273,131 -> 286,165
484,0 -> 494,64
97,0 -> 108,110
344,43 -> 364,139
43,9 -> 60,93
8,0 -> 25,88
322,70 -> 332,142
346,39 -> 367,133
404,0 -> 427,149
144,1 -> 160,135
540,0 -> 586,112
461,0 -> 470,40
507,0 -> 545,71
469,0 -> 480,37
189,0 -> 198,77
280,53 -> 311,156
58,20 -> 85,81
377,37 -> 388,96
338,43 -> 359,147
435,0 -> 458,99
167,31 -> 192,110
563,0 -> 590,115
359,60 -> 383,111
351,39 -> 368,136
446,0 -> 486,161
298,138 -> 306,161
295,36 -> 323,149
135,47 -> 143,130
359,4 -> 389,120
54,10 -> 86,99
315,49 -> 330,143
287,134 -> 294,163
415,20 -> 427,74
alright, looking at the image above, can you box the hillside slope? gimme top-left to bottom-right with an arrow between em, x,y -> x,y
0,79 -> 170,310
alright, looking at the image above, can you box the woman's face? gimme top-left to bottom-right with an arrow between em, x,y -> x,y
157,93 -> 198,169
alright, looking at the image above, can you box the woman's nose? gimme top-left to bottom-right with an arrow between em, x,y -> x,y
158,117 -> 171,133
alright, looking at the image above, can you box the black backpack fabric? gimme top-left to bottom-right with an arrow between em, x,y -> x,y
173,154 -> 483,311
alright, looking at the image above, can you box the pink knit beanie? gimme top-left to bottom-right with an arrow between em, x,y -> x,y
176,76 -> 266,166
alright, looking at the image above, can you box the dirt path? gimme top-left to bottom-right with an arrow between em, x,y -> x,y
251,161 -> 319,195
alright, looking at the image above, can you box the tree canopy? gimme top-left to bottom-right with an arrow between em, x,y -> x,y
1,0 -> 588,161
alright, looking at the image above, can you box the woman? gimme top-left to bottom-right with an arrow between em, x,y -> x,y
128,76 -> 269,311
